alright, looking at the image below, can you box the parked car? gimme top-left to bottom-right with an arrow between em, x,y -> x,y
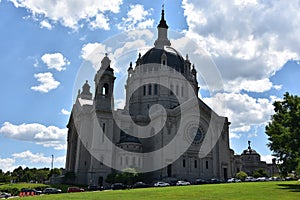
87,185 -> 103,191
132,182 -> 150,188
67,187 -> 84,193
176,180 -> 191,186
111,183 -> 127,190
245,176 -> 257,182
209,178 -> 221,184
195,179 -> 208,184
43,188 -> 62,194
227,178 -> 241,183
257,177 -> 268,181
154,181 -> 170,187
21,188 -> 42,195
0,192 -> 11,198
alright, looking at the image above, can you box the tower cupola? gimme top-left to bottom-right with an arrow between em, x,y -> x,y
154,6 -> 171,49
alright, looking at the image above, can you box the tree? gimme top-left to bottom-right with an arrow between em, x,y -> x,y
266,92 -> 300,176
253,168 -> 268,178
235,171 -> 247,181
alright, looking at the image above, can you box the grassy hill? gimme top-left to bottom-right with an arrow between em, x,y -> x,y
4,181 -> 298,200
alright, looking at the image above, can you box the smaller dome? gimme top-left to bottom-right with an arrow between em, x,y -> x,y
242,148 -> 258,155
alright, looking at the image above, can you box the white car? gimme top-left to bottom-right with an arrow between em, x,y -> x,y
176,180 -> 191,186
227,178 -> 237,183
245,176 -> 257,182
154,182 -> 170,187
0,192 -> 11,198
257,177 -> 267,181
228,178 -> 241,183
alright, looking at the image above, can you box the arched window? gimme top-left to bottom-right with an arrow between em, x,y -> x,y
143,85 -> 146,96
148,84 -> 152,95
154,84 -> 158,95
102,83 -> 109,95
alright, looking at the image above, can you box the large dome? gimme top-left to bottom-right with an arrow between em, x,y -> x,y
140,46 -> 185,73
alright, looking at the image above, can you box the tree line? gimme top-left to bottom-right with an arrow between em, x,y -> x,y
0,166 -> 62,183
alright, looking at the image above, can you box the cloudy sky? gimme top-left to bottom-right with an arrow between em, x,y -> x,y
0,0 -> 299,172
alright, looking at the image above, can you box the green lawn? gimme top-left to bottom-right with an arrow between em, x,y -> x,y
18,181 -> 300,200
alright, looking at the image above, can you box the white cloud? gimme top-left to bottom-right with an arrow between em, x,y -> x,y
81,42 -> 112,71
31,72 -> 60,93
12,150 -> 65,164
0,151 -> 65,172
261,154 -> 276,164
41,53 -> 70,71
80,30 -> 154,73
115,98 -> 125,109
89,13 -> 110,30
273,85 -> 282,91
61,108 -> 70,115
181,0 -> 300,93
0,157 -> 16,173
9,0 -> 123,30
203,93 -> 274,134
40,20 -> 52,30
229,132 -> 242,139
0,122 -> 67,150
224,78 -> 273,93
117,4 -> 154,31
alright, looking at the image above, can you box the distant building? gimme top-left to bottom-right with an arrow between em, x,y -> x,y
231,141 -> 279,177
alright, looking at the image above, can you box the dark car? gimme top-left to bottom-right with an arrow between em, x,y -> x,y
209,178 -> 221,184
21,188 -> 42,195
88,185 -> 103,191
195,179 -> 208,184
111,183 -> 126,190
67,187 -> 84,193
43,188 -> 62,194
132,182 -> 150,188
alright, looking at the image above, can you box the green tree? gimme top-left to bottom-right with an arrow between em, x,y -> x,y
105,173 -> 117,184
266,92 -> 300,176
253,168 -> 268,178
235,171 -> 247,181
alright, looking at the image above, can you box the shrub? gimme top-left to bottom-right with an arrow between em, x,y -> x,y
235,171 -> 247,181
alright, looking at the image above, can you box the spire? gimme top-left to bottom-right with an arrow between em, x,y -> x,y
158,5 -> 168,29
154,5 -> 171,49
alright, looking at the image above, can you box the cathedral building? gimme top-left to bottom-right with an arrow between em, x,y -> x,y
66,9 -> 237,186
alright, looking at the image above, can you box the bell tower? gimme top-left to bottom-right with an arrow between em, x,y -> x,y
94,54 -> 116,112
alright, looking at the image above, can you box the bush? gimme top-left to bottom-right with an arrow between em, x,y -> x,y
253,168 -> 268,178
235,171 -> 247,181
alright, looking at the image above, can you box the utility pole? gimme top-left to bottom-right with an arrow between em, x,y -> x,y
51,154 -> 54,171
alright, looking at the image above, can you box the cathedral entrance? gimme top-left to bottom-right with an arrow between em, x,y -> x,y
98,176 -> 103,186
223,168 -> 228,180
167,164 -> 172,177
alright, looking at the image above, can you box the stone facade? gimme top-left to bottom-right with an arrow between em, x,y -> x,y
65,9 -> 276,186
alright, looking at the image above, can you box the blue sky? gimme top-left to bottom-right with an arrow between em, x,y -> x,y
0,0 -> 299,172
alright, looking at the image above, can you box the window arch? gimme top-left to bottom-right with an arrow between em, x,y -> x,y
102,83 -> 109,95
